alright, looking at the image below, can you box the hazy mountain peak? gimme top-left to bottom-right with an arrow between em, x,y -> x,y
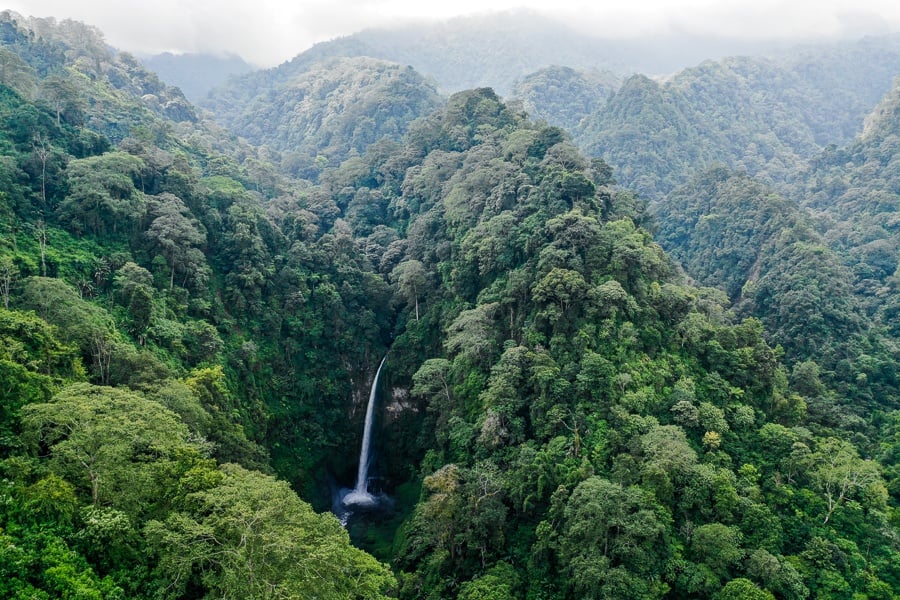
141,52 -> 253,103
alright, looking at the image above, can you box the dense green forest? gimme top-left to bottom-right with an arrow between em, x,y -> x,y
202,56 -> 442,179
576,39 -> 900,201
509,66 -> 620,134
208,26 -> 900,201
1,8 -> 899,600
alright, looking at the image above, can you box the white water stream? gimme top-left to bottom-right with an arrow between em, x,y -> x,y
342,355 -> 387,506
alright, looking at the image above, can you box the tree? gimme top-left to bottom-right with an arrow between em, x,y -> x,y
560,477 -> 670,599
745,549 -> 808,600
810,437 -> 884,523
458,562 -> 520,600
33,219 -> 48,277
59,152 -> 145,237
40,73 -> 85,127
22,383 -> 193,512
446,303 -> 499,366
412,358 -> 454,446
392,259 -> 427,321
146,463 -> 395,600
144,193 -> 206,289
0,256 -> 17,309
31,133 -> 52,206
113,262 -> 154,342
36,538 -> 123,599
0,306 -> 81,378
218,200 -> 274,312
714,578 -> 775,600
691,523 -> 744,580
0,307 -> 80,451
0,47 -> 36,97
638,424 -> 698,498
19,277 -> 122,384
532,268 -> 588,318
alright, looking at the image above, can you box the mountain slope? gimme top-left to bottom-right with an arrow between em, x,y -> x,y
578,36 -> 900,200
651,82 -> 900,412
509,65 -> 619,132
802,77 -> 900,336
654,170 -> 870,371
203,56 -> 442,178
235,11 -> 830,97
0,12 -> 397,598
269,11 -> 631,96
327,88 -> 899,600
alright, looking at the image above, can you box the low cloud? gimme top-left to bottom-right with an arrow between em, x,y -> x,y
4,0 -> 900,66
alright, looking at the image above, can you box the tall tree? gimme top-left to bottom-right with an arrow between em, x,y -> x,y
144,193 -> 206,289
146,463 -> 395,600
59,152 -> 145,237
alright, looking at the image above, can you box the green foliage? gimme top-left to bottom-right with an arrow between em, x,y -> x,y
457,562 -> 520,600
146,463 -> 395,600
655,166 -> 897,417
559,477 -> 670,599
22,383 -> 193,511
714,578 -> 775,600
0,307 -> 82,452
579,43 -> 900,201
203,56 -> 441,178
59,151 -> 145,237
0,12 -> 898,600
511,66 -> 619,133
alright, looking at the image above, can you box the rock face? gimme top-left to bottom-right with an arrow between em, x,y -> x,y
385,387 -> 415,421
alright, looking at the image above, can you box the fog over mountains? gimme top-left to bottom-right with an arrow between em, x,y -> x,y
146,11 -> 900,99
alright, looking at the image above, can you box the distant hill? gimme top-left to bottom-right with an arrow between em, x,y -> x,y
142,52 -> 253,103
799,77 -> 900,334
650,80 -> 900,402
200,15 -> 900,179
234,10 -> 880,96
509,66 -> 620,132
275,12 -> 629,96
202,56 -> 442,177
575,35 -> 900,200
225,11 -> 799,98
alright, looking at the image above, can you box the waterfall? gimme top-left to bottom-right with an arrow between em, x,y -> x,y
343,355 -> 387,506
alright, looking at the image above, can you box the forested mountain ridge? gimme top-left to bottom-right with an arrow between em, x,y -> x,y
0,12 -> 198,131
221,11 -> 632,96
651,72 -> 899,399
642,78 -> 900,540
200,20 -> 900,200
202,55 -> 442,179
508,65 -> 620,133
222,11 -> 833,97
653,168 -> 896,420
800,76 -> 900,357
576,36 -> 900,201
327,87 -> 899,600
1,8 -> 899,600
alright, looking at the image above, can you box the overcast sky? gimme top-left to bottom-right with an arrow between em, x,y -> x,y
3,0 -> 900,66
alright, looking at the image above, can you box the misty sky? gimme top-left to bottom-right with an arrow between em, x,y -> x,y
4,0 -> 900,66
